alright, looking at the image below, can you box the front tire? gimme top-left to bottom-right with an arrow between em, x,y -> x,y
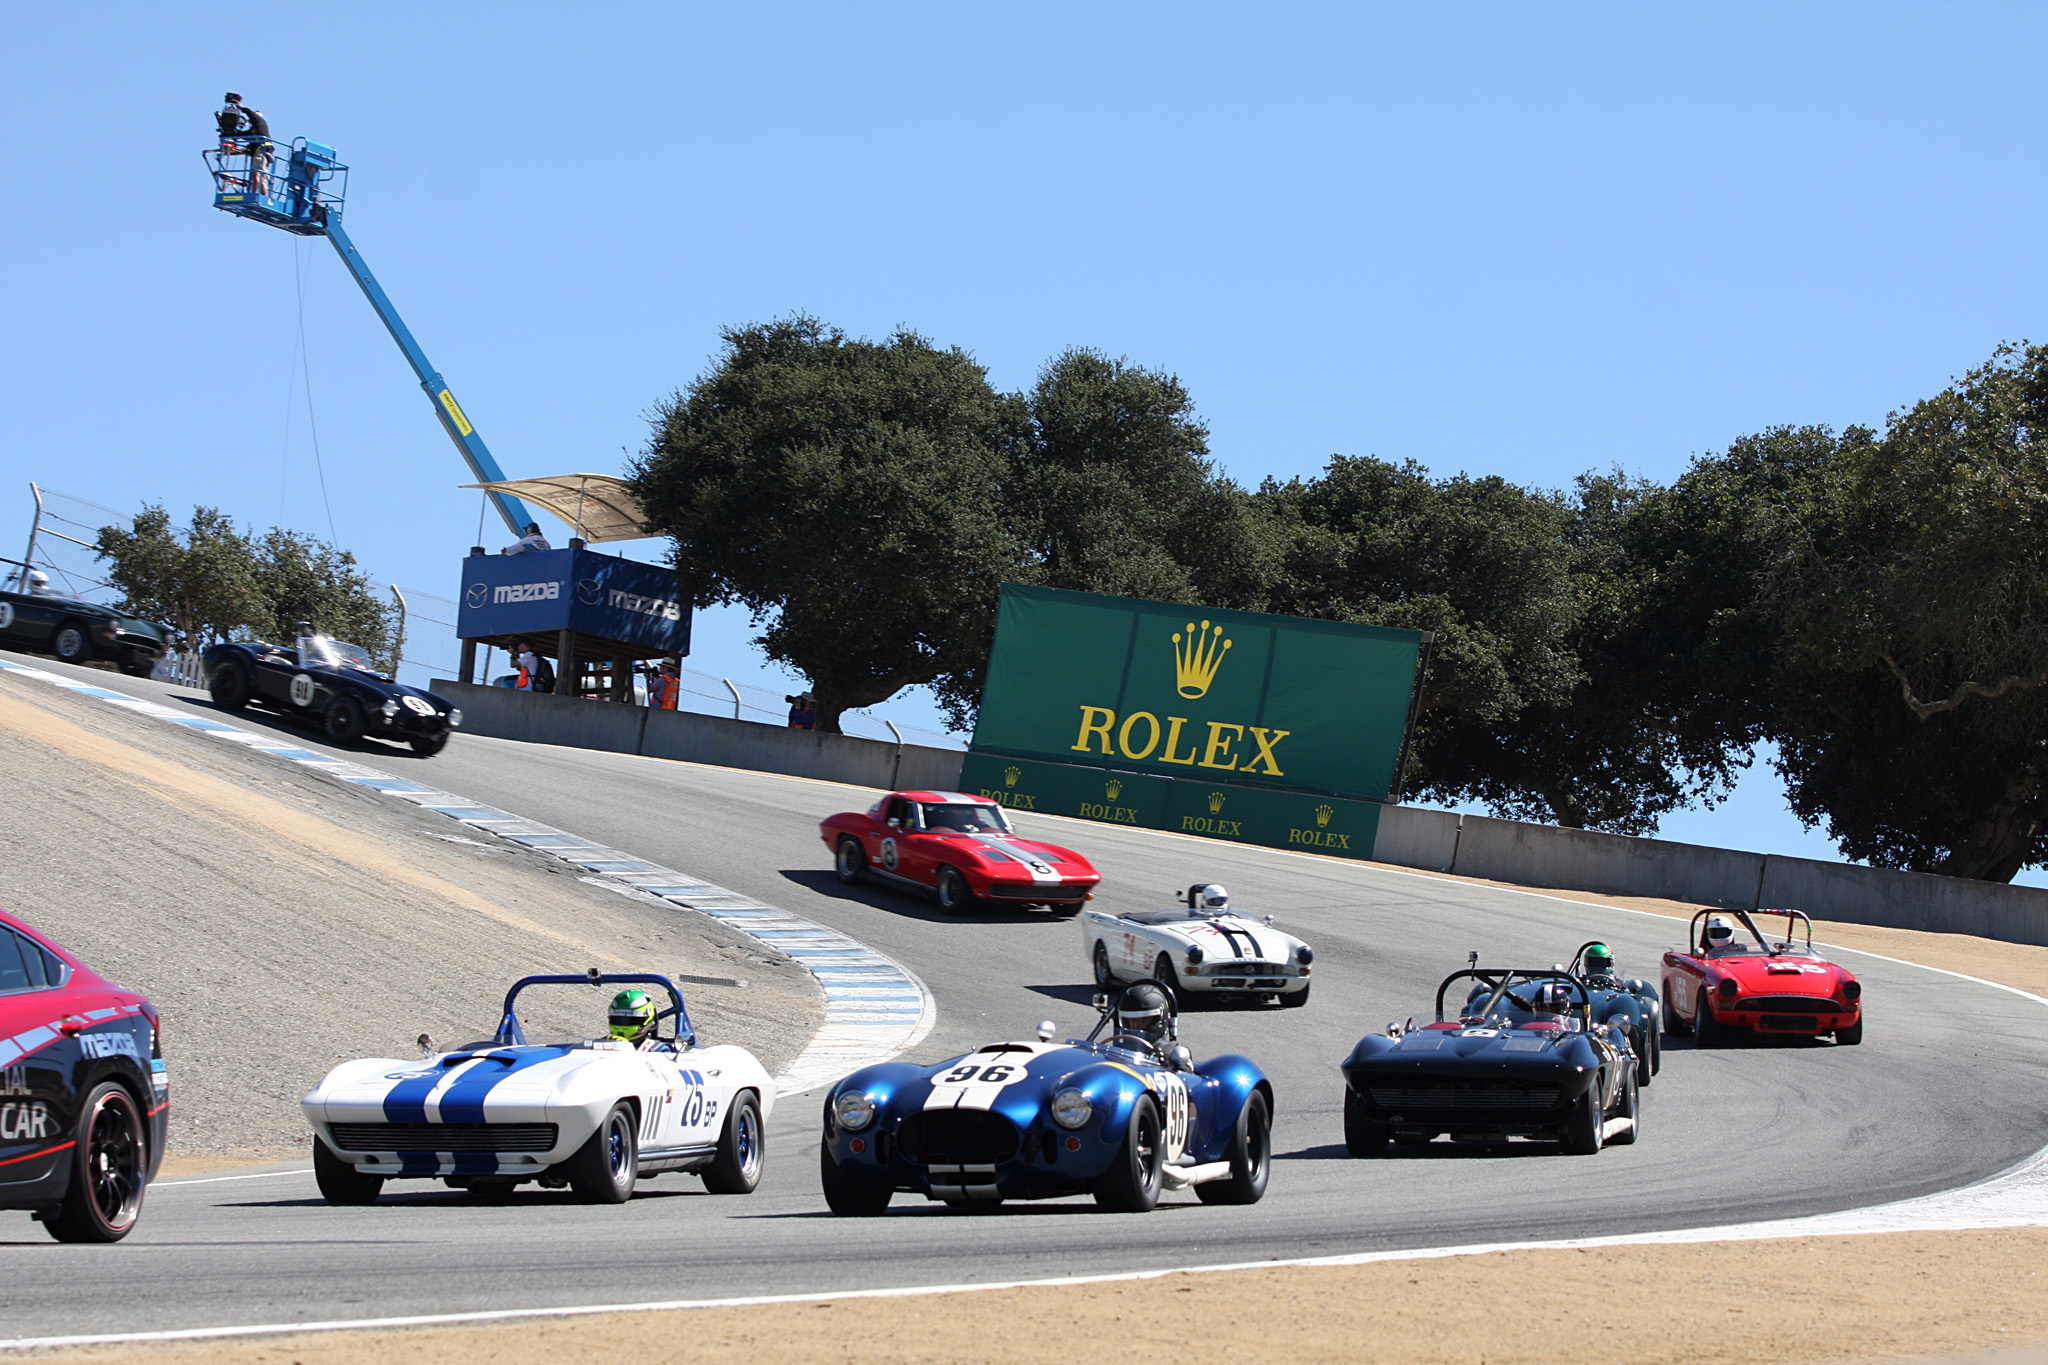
52,621 -> 90,663
1342,1086 -> 1388,1157
322,695 -> 365,745
834,837 -> 867,885
1837,1017 -> 1864,1046
934,865 -> 975,914
1279,982 -> 1311,1009
820,1143 -> 892,1216
1092,941 -> 1117,989
1092,1094 -> 1164,1212
1196,1090 -> 1270,1205
1694,987 -> 1727,1048
313,1139 -> 384,1205
1153,954 -> 1183,1006
46,1083 -> 146,1242
1049,902 -> 1083,919
564,1102 -> 638,1203
120,659 -> 154,678
409,731 -> 449,757
701,1091 -> 764,1194
1562,1083 -> 1604,1155
1609,1067 -> 1641,1146
209,659 -> 251,712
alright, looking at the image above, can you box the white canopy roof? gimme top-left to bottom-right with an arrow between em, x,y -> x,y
462,474 -> 651,544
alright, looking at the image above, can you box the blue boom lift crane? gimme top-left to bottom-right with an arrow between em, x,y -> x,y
203,132 -> 535,536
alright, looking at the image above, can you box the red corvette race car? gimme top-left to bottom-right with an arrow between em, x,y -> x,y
1662,908 -> 1862,1046
821,790 -> 1101,916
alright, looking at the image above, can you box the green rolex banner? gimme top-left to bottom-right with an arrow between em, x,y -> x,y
961,583 -> 1430,860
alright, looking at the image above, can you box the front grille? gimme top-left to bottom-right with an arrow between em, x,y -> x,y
1759,1015 -> 1822,1031
898,1110 -> 1020,1166
328,1122 -> 558,1153
986,882 -> 1092,901
1738,996 -> 1834,1014
1366,1080 -> 1562,1113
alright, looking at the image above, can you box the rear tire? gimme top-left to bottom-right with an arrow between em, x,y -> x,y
46,1083 -> 146,1242
934,866 -> 975,915
52,621 -> 89,663
1342,1086 -> 1388,1157
1694,987 -> 1727,1048
564,1102 -> 638,1203
312,1138 -> 383,1206
1093,941 -> 1117,988
409,731 -> 449,757
1196,1090 -> 1270,1205
1837,1018 -> 1864,1046
1562,1083 -> 1604,1155
1631,1025 -> 1653,1086
209,659 -> 251,712
834,837 -> 867,885
820,1143 -> 892,1216
701,1091 -> 764,1194
322,695 -> 365,745
1092,1095 -> 1164,1212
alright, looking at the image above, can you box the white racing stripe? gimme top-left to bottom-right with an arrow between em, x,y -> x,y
0,658 -> 934,1094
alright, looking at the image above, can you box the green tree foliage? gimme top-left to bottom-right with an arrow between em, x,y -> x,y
630,317 -> 1025,734
94,506 -> 397,671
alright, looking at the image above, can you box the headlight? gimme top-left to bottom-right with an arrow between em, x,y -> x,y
1295,945 -> 1314,965
447,708 -> 463,728
380,699 -> 401,718
1185,945 -> 1204,966
1051,1088 -> 1093,1129
834,1090 -> 877,1131
1841,980 -> 1861,1002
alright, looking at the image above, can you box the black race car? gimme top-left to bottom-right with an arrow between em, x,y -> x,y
1340,966 -> 1641,1156
0,563 -> 168,677
203,628 -> 462,755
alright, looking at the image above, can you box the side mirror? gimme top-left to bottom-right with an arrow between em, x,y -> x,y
1172,1044 -> 1193,1069
1092,992 -> 1108,1011
1385,1020 -> 1404,1038
417,1033 -> 435,1058
1037,1020 -> 1056,1042
1263,914 -> 1276,926
886,817 -> 901,829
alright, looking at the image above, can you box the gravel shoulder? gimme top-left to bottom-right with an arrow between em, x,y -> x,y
0,672 -> 822,1160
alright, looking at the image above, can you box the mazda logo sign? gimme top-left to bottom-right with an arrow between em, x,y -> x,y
464,583 -> 488,609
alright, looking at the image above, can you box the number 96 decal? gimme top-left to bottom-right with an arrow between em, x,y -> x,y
932,1061 -> 1029,1087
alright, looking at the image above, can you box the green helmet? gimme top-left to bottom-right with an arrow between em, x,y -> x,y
608,988 -> 658,1042
1583,943 -> 1615,977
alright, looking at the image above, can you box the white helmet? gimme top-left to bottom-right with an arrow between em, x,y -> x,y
1704,916 -> 1736,950
1192,883 -> 1228,911
27,569 -> 47,585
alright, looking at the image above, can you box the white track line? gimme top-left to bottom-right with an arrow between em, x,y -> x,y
0,658 -> 933,1093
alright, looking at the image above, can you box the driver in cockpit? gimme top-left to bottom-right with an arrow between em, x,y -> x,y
604,989 -> 662,1051
1108,981 -> 1186,1067
1581,943 -> 1621,988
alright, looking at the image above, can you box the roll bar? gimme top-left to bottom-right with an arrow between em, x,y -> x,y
1433,967 -> 1590,1024
494,970 -> 695,1048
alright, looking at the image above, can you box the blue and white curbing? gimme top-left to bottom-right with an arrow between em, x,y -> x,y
0,657 -> 933,1095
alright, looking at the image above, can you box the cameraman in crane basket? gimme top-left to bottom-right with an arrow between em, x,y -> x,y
215,94 -> 273,196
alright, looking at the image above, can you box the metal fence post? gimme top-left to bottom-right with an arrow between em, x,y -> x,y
722,677 -> 742,720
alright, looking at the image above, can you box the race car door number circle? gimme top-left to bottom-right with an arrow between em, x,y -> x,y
1155,1072 -> 1190,1161
290,672 -> 316,707
880,837 -> 899,871
0,603 -> 12,630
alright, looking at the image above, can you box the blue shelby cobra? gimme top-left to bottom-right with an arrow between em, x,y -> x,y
820,981 -> 1272,1215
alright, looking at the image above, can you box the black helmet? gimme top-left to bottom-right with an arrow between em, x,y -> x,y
1532,980 -> 1574,1015
1115,982 -> 1173,1047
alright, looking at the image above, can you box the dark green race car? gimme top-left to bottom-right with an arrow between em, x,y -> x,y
0,565 -> 168,677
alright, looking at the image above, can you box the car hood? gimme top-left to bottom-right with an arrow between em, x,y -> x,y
1166,915 -> 1299,962
1712,955 -> 1850,987
931,833 -> 1092,871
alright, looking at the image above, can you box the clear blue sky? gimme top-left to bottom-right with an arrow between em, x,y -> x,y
3,5 -> 2042,879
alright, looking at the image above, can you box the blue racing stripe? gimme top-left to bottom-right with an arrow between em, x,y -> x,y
381,1064 -> 459,1123
398,1152 -> 440,1176
435,1047 -> 571,1124
451,1152 -> 501,1175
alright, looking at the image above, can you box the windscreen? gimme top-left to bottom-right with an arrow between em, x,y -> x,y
920,803 -> 1012,834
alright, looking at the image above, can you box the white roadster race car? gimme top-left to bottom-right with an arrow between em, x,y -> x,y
301,973 -> 775,1204
1083,885 -> 1314,1006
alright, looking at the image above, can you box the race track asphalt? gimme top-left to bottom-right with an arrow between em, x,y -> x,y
6,656 -> 2047,1339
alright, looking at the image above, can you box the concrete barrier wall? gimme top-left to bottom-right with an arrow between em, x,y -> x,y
434,681 -> 965,793
1368,801 -> 2048,947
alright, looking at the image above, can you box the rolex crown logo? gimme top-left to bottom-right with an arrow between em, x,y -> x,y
1003,766 -> 1021,788
1314,804 -> 1334,828
1207,791 -> 1227,814
1171,620 -> 1232,699
1105,778 -> 1123,800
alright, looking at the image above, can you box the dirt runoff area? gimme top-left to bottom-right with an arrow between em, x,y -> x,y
39,810 -> 2048,1363
0,669 -> 821,1162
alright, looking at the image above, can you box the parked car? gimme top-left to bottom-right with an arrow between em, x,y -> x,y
1661,909 -> 1862,1046
0,562 -> 167,677
822,790 -> 1101,915
0,909 -> 165,1242
1082,883 -> 1312,1006
1340,966 -> 1640,1156
204,627 -> 461,755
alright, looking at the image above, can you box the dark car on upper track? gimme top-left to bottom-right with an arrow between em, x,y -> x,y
0,563 -> 168,677
1342,966 -> 1640,1157
0,909 -> 165,1242
203,627 -> 462,755
820,980 -> 1271,1215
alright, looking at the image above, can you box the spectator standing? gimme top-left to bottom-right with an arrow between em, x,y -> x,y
787,693 -> 817,730
501,523 -> 552,555
648,658 -> 681,710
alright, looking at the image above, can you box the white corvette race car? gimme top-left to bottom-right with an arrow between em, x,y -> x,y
1083,884 -> 1314,1006
302,973 -> 775,1204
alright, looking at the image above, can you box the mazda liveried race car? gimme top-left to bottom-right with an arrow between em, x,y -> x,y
302,973 -> 774,1204
0,908 -> 165,1242
1463,943 -> 1662,1084
1082,883 -> 1313,1005
1341,966 -> 1641,1156
822,790 -> 1101,915
204,627 -> 461,755
1662,909 -> 1863,1046
820,980 -> 1271,1214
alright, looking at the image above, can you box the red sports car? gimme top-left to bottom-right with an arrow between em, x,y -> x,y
0,909 -> 166,1241
1661,908 -> 1862,1047
821,790 -> 1101,916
